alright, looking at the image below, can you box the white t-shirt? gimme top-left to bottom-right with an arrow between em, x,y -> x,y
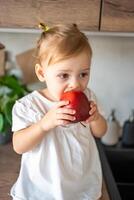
10,88 -> 104,200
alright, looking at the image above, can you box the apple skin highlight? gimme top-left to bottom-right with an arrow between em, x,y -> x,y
60,91 -> 91,123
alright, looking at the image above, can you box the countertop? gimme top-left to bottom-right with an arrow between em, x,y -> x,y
0,142 -> 111,200
0,143 -> 21,200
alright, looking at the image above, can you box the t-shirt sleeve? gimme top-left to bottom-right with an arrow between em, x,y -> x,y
12,100 -> 41,132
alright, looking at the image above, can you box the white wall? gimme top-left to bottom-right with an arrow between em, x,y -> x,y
89,36 -> 134,125
0,31 -> 134,125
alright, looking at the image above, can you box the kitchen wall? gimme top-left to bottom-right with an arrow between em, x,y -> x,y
0,31 -> 134,125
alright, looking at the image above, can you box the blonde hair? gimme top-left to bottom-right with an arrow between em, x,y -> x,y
36,23 -> 92,67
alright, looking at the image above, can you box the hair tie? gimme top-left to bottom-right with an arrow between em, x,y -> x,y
38,23 -> 50,32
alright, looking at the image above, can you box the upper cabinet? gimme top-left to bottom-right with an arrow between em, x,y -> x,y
0,0 -> 101,31
100,0 -> 134,32
0,0 -> 134,32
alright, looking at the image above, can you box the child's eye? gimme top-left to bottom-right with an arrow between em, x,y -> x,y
58,73 -> 69,79
79,72 -> 88,78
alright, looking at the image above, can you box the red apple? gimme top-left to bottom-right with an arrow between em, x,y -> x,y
60,91 -> 91,123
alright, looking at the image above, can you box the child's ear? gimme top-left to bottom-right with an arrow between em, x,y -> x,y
35,64 -> 45,82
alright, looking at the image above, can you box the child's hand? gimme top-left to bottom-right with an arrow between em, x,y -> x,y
85,101 -> 100,123
39,101 -> 76,131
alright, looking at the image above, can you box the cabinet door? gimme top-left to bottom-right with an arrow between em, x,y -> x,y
100,0 -> 134,32
0,0 -> 101,31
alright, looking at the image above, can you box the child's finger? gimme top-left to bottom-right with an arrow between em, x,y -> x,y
85,115 -> 94,123
56,119 -> 70,126
54,100 -> 69,108
57,108 -> 76,115
89,106 -> 96,115
90,101 -> 95,107
56,113 -> 76,121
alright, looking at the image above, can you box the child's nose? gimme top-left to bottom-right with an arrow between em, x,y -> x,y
69,78 -> 81,90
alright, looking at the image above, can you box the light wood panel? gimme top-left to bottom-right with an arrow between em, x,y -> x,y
0,0 -> 101,31
100,0 -> 134,32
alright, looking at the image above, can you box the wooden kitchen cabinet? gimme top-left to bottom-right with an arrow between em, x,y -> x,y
0,0 -> 134,32
100,0 -> 134,32
0,0 -> 101,31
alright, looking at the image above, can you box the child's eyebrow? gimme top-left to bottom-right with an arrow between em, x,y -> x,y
57,67 -> 90,73
81,68 -> 90,71
57,69 -> 72,72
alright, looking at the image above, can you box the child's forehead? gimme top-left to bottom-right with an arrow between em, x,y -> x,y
40,45 -> 91,70
57,52 -> 91,65
47,53 -> 91,71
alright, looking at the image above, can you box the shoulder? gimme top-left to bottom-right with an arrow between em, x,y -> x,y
12,91 -> 35,111
16,91 -> 37,104
12,90 -> 48,114
12,91 -> 36,116
12,91 -> 47,131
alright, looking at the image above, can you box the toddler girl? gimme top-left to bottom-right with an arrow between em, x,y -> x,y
10,23 -> 107,200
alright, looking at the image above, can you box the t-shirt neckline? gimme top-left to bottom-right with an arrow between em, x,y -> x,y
33,90 -> 57,106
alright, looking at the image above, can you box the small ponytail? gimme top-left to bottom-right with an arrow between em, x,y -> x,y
38,23 -> 50,32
